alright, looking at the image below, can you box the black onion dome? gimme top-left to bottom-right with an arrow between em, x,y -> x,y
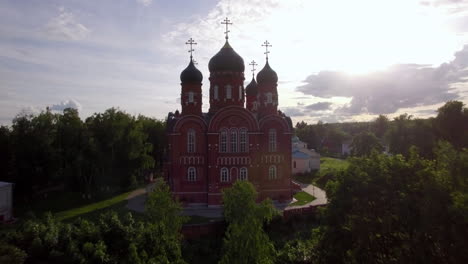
245,76 -> 258,96
180,59 -> 203,83
257,61 -> 278,84
208,41 -> 245,72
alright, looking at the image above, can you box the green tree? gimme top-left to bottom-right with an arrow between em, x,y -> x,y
145,178 -> 186,264
371,114 -> 389,139
316,148 -> 468,263
350,131 -> 383,156
220,181 -> 277,264
435,100 -> 468,148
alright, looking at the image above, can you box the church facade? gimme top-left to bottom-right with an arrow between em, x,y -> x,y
164,23 -> 293,206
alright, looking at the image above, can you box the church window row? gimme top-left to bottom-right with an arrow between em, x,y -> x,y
213,84 -> 244,101
217,156 -> 250,165
261,155 -> 284,163
220,128 -> 248,153
220,167 -> 249,182
187,129 -> 196,153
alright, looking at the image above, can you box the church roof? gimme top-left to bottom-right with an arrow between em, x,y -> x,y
245,76 -> 258,96
180,59 -> 203,83
208,41 -> 245,72
257,61 -> 278,84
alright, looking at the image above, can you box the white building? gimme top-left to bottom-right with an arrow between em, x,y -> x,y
0,181 -> 13,222
292,136 -> 320,174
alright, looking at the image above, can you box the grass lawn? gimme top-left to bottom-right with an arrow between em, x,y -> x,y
55,191 -> 132,221
290,191 -> 316,206
293,157 -> 350,187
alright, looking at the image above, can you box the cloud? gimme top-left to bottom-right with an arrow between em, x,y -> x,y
50,99 -> 82,112
136,0 -> 153,6
297,45 -> 468,116
45,7 -> 90,41
282,107 -> 305,117
305,102 -> 332,111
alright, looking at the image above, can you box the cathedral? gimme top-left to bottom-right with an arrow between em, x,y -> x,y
164,19 -> 293,206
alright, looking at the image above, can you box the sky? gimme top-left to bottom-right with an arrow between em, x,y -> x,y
1,0 -> 468,125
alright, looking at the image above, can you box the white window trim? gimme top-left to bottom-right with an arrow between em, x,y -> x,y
187,129 -> 195,153
269,128 -> 277,152
226,85 -> 232,99
188,167 -> 197,181
268,165 -> 277,180
220,129 -> 228,153
239,167 -> 248,180
188,92 -> 194,103
214,85 -> 219,100
220,167 -> 229,182
230,128 -> 238,153
239,128 -> 247,152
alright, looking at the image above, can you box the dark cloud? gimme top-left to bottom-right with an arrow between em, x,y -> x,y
297,45 -> 468,116
305,102 -> 332,111
50,99 -> 82,112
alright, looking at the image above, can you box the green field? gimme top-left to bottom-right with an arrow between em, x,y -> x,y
55,191 -> 132,221
293,157 -> 349,188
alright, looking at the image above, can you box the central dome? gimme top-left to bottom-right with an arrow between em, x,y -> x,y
208,41 -> 245,72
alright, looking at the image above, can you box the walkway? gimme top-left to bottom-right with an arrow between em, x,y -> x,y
125,183 -> 328,217
286,181 -> 328,210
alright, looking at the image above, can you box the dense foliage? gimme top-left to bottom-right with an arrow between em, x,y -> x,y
0,107 -> 165,201
285,142 -> 468,264
295,101 -> 468,158
0,180 -> 186,264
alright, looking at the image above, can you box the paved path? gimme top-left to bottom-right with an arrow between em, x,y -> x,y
125,182 -> 328,217
285,181 -> 328,210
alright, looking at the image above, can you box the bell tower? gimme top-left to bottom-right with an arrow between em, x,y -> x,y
180,38 -> 203,116
257,40 -> 279,117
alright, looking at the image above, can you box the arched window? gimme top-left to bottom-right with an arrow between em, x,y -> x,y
187,129 -> 195,153
214,85 -> 219,100
188,92 -> 194,103
239,128 -> 247,152
269,128 -> 277,152
238,85 -> 242,100
268,165 -> 277,180
239,167 -> 248,180
220,167 -> 229,182
230,129 -> 238,153
226,85 -> 232,99
294,161 -> 296,168
187,167 -> 196,181
220,129 -> 228,153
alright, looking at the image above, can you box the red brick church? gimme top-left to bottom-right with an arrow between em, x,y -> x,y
164,19 -> 293,206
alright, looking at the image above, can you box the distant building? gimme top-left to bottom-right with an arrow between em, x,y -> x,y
164,19 -> 294,206
292,136 -> 320,174
342,139 -> 352,156
0,181 -> 13,222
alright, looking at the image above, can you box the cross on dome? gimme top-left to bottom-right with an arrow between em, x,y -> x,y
249,60 -> 258,77
185,38 -> 197,60
221,17 -> 232,40
262,40 -> 272,61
